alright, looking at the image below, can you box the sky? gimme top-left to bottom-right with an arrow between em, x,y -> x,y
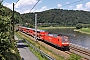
2,0 -> 90,14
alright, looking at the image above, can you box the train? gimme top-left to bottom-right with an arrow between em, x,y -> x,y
19,26 -> 70,50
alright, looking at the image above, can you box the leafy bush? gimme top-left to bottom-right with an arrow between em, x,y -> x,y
76,23 -> 82,29
0,4 -> 21,60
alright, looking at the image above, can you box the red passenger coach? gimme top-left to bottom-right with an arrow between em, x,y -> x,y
25,28 -> 31,35
19,27 -> 27,33
29,29 -> 35,36
37,30 -> 48,40
25,28 -> 35,36
19,26 -> 23,31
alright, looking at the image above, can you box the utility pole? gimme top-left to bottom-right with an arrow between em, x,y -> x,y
12,3 -> 14,40
35,14 -> 37,41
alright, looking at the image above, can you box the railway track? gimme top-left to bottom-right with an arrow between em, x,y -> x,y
69,44 -> 90,60
18,31 -> 90,60
70,46 -> 90,56
64,44 -> 90,60
64,47 -> 90,60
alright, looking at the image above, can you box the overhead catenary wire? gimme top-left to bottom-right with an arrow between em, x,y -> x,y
62,0 -> 84,7
30,0 -> 40,12
15,0 -> 19,5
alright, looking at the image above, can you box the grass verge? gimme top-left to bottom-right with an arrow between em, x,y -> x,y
38,27 -> 75,30
68,53 -> 82,60
74,28 -> 90,34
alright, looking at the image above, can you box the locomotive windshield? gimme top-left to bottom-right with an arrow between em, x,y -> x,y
62,36 -> 69,42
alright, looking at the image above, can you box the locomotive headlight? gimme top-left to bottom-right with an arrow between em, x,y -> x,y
62,43 -> 69,44
62,43 -> 65,44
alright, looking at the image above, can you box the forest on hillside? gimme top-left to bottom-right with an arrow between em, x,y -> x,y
20,9 -> 90,27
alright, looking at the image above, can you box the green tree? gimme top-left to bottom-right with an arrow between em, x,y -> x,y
76,23 -> 82,29
0,3 -> 21,60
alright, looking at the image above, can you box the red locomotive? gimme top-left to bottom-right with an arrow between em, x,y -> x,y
19,26 -> 70,50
